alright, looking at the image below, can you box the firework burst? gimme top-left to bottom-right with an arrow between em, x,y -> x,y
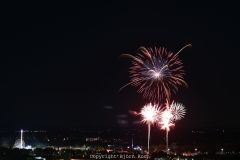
139,103 -> 161,154
119,44 -> 191,103
139,103 -> 161,124
158,101 -> 186,152
169,102 -> 186,121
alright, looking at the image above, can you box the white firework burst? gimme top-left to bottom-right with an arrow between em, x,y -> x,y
169,102 -> 186,121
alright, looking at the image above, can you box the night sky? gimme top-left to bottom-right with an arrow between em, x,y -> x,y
1,1 -> 239,128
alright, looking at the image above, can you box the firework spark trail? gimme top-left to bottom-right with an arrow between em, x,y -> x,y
158,101 -> 186,152
159,109 -> 174,153
148,123 -> 150,154
139,104 -> 161,154
119,44 -> 191,104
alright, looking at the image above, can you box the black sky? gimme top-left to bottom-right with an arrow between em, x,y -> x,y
1,1 -> 240,128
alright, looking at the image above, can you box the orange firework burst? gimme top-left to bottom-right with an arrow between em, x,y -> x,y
119,44 -> 191,103
158,100 -> 186,152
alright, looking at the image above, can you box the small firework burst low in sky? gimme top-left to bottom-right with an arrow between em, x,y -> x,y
159,101 -> 186,131
159,109 -> 175,131
158,101 -> 186,151
139,103 -> 161,124
169,102 -> 186,121
119,44 -> 191,103
139,103 -> 161,154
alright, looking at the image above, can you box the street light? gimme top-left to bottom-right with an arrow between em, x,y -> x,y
221,148 -> 223,154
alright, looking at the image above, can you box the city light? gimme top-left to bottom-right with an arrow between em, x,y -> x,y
21,129 -> 23,149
